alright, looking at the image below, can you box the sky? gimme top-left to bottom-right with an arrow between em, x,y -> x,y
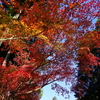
40,82 -> 77,100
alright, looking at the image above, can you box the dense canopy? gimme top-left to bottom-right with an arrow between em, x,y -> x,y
0,0 -> 100,100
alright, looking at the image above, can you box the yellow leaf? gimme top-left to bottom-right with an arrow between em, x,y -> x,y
37,34 -> 52,46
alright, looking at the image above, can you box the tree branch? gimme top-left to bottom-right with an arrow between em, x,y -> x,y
0,30 -> 45,42
15,87 -> 41,98
2,50 -> 11,66
2,36 -> 14,66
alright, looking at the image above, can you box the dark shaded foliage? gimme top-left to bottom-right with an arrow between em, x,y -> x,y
0,42 -> 17,66
74,19 -> 100,100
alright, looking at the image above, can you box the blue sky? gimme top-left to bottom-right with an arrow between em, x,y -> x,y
40,82 -> 77,100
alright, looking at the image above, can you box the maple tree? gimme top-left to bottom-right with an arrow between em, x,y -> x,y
72,19 -> 100,100
0,0 -> 100,100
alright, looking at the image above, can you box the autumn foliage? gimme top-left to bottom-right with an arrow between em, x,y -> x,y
72,20 -> 100,99
0,0 -> 100,100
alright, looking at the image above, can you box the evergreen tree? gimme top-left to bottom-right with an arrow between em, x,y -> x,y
52,96 -> 58,100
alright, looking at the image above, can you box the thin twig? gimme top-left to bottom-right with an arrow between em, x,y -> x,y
0,30 -> 45,41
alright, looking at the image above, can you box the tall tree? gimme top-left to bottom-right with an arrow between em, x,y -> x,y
73,19 -> 100,100
0,0 -> 100,100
